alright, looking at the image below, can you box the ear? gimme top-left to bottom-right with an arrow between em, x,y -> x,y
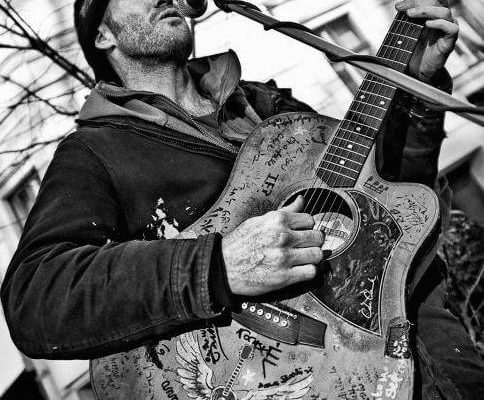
94,23 -> 116,51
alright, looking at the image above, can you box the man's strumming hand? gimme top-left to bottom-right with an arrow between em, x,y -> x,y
396,0 -> 459,82
221,196 -> 326,296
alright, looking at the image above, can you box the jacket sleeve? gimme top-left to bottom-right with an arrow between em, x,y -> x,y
0,136 -> 226,359
377,69 -> 452,188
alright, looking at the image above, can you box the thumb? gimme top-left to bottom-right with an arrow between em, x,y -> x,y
280,195 -> 305,213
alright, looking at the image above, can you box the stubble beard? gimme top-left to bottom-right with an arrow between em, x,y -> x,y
108,14 -> 193,66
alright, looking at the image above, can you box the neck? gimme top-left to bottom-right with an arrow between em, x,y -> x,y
114,56 -> 214,116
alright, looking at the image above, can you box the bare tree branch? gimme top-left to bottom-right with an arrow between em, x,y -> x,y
0,137 -> 65,155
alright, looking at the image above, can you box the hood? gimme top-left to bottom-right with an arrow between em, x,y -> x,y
77,50 -> 242,125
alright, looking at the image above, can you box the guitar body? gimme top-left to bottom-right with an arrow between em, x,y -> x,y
90,112 -> 440,400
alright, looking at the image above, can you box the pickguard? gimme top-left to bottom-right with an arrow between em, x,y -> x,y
311,190 -> 402,334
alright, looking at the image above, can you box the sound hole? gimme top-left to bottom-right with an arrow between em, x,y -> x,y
285,189 -> 355,255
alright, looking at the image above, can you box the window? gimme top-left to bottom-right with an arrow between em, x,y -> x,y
6,171 -> 41,231
315,15 -> 372,93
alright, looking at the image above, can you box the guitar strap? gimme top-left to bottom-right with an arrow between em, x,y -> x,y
215,0 -> 484,128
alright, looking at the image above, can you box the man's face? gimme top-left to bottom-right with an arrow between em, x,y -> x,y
103,0 -> 193,64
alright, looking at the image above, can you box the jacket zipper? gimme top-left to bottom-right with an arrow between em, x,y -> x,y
96,86 -> 238,155
80,119 -> 236,160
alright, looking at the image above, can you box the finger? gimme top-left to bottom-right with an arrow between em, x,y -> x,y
395,0 -> 416,12
289,247 -> 324,266
290,229 -> 325,248
425,18 -> 459,37
280,195 -> 304,213
286,213 -> 315,230
287,264 -> 318,285
406,6 -> 453,21
395,0 -> 446,12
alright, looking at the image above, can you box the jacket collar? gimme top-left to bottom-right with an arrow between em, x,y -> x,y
79,50 -> 242,120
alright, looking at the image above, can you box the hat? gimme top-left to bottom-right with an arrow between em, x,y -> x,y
74,0 -> 120,83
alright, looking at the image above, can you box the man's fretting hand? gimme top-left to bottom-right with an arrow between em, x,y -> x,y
222,196 -> 326,296
396,0 -> 459,82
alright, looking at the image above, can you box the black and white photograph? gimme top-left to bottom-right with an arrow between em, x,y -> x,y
0,1 -> 483,399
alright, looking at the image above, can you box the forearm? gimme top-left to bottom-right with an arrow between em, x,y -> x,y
378,69 -> 452,187
1,232 -> 225,359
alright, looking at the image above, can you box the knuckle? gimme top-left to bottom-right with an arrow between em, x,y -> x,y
277,231 -> 292,246
272,211 -> 287,226
275,248 -> 290,264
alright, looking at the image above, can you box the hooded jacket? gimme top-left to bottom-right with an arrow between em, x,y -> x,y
1,51 -> 449,359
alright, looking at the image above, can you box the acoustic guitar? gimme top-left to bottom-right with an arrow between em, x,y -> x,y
91,11 -> 441,400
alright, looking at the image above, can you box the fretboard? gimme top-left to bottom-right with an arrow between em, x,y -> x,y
317,13 -> 425,187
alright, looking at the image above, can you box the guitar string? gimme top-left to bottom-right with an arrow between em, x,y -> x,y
314,13 -> 423,253
303,12 -> 409,226
285,13 -> 421,313
278,13 -> 423,317
306,14 -> 412,229
289,14 -> 415,315
303,12 -> 418,251
320,13 -> 423,247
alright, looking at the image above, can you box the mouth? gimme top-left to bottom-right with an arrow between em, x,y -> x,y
158,8 -> 183,20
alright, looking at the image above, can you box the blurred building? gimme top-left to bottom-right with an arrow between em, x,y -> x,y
0,0 -> 483,399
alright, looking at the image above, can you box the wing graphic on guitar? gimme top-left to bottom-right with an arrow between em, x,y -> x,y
176,332 -> 312,400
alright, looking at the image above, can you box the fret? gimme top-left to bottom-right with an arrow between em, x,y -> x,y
321,159 -> 361,175
386,32 -> 418,53
333,137 -> 371,151
379,45 -> 409,65
347,110 -> 383,129
393,20 -> 423,38
388,31 -> 418,43
339,122 -> 377,140
317,165 -> 358,180
382,44 -> 413,55
376,57 -> 407,68
338,127 -> 373,143
327,145 -> 367,161
357,89 -> 392,101
325,149 -> 366,168
352,100 -> 388,116
318,12 -> 424,188
361,78 -> 396,98
355,94 -> 391,111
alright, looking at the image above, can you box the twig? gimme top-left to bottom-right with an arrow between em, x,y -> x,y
0,137 -> 65,155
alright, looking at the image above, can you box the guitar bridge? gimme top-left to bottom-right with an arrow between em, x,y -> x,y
232,302 -> 326,348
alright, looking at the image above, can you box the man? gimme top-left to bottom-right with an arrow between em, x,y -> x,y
1,0 -> 482,398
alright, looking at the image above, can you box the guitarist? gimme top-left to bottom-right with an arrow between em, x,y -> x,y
1,0 -> 482,398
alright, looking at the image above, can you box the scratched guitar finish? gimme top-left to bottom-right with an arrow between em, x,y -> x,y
91,12 -> 440,400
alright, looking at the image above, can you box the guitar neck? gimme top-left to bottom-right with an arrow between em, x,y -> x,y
317,12 -> 425,188
223,359 -> 244,395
